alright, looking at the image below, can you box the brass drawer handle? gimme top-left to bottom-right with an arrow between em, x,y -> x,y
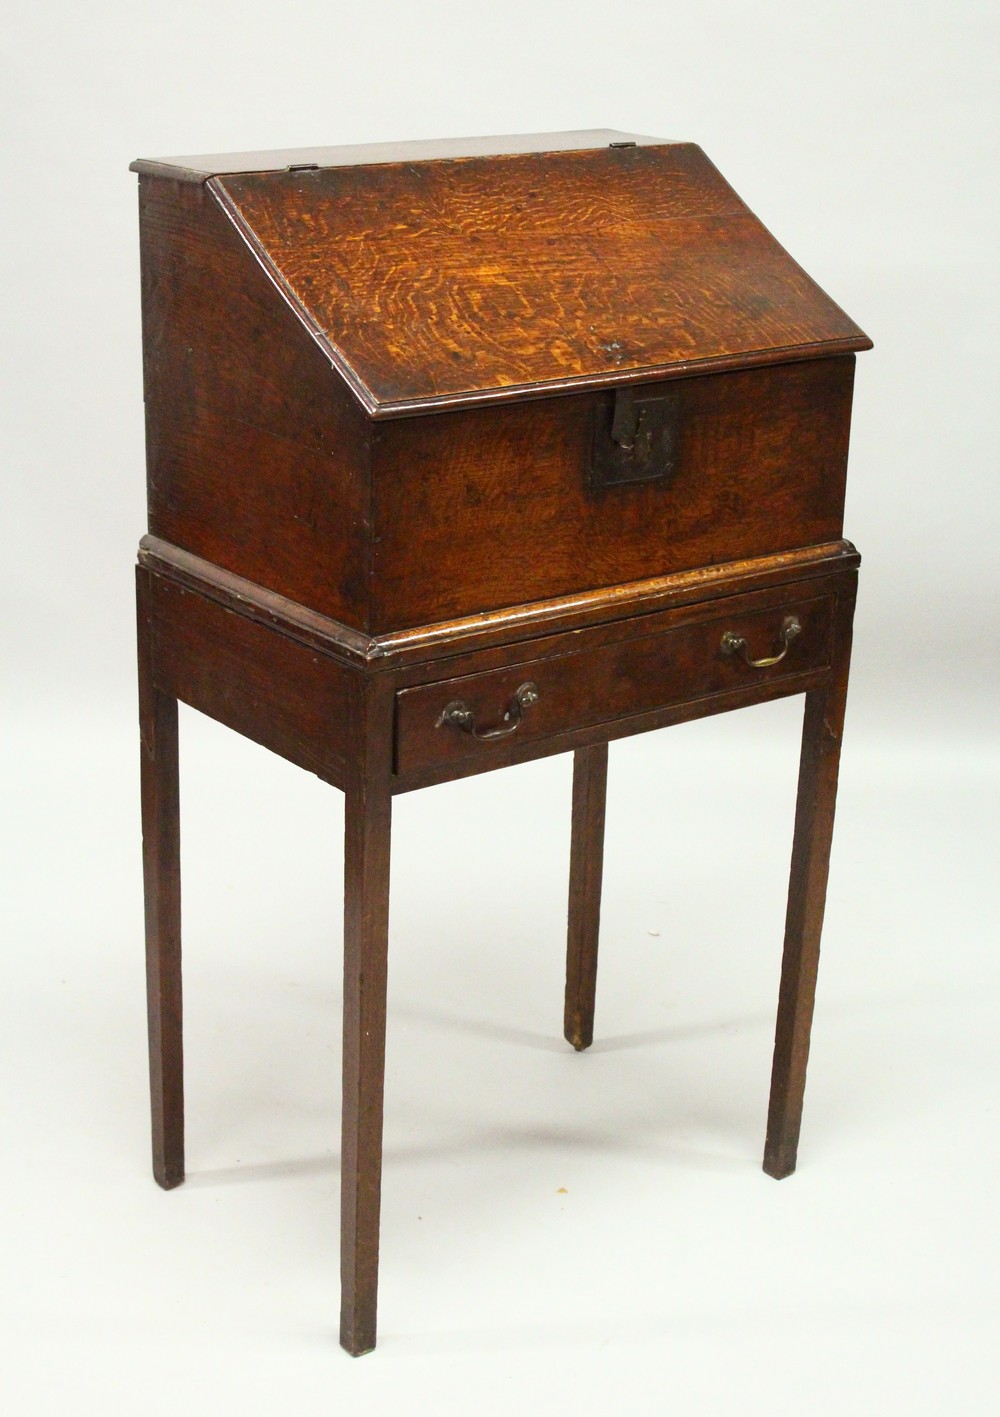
721,614 -> 801,668
436,681 -> 540,740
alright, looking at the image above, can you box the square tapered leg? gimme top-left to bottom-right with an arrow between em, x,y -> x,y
339,674 -> 394,1356
137,568 -> 184,1190
764,587 -> 855,1179
564,742 -> 609,1051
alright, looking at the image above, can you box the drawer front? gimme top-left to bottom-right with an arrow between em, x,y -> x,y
395,593 -> 833,777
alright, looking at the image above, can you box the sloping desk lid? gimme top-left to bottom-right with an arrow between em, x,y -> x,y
134,131 -> 871,418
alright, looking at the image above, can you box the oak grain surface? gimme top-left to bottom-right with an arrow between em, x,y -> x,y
139,176 -> 372,627
394,592 -> 834,776
213,144 -> 870,413
132,131 -> 870,1356
149,575 -> 351,787
371,357 -> 856,630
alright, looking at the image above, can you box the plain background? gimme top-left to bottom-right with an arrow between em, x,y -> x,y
2,2 -> 997,1413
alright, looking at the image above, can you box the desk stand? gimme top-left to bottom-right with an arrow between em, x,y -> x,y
138,538 -> 856,1355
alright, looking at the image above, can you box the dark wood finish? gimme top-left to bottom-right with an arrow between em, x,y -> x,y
133,132 -> 870,1356
136,542 -> 854,796
139,533 -> 859,671
135,552 -> 859,1352
340,673 -> 395,1357
137,137 -> 867,637
211,143 -> 869,416
372,357 -> 855,628
385,569 -> 851,697
395,592 -> 834,778
148,574 -> 352,788
394,670 -> 832,797
138,174 -> 372,627
764,581 -> 856,1179
565,745 -> 609,1051
137,568 -> 184,1189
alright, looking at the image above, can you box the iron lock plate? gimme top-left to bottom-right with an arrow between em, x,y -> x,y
590,386 -> 680,489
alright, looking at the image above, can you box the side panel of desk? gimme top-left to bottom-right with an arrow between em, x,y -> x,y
140,567 -> 354,790
137,175 -> 373,629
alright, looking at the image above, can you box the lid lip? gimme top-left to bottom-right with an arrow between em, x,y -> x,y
359,339 -> 874,421
129,128 -> 671,184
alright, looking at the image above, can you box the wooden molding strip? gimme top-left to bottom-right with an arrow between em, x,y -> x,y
138,535 -> 860,671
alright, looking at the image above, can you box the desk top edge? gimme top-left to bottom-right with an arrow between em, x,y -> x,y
130,129 -> 669,183
138,534 -> 860,671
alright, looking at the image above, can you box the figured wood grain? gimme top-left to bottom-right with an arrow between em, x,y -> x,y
139,533 -> 859,672
211,143 -> 870,415
387,571 -> 854,792
133,132 -> 870,1357
394,593 -> 834,777
371,358 -> 856,630
137,149 -> 866,636
395,670 -> 832,796
148,574 -> 351,788
371,541 -> 859,666
139,175 -> 372,626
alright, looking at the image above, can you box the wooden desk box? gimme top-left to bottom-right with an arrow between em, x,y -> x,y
132,130 -> 871,1354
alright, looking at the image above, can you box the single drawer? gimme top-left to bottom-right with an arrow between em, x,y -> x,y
394,592 -> 834,776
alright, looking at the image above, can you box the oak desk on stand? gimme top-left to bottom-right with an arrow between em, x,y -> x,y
132,130 -> 871,1355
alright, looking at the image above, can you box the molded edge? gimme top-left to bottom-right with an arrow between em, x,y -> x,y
138,535 -> 861,671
